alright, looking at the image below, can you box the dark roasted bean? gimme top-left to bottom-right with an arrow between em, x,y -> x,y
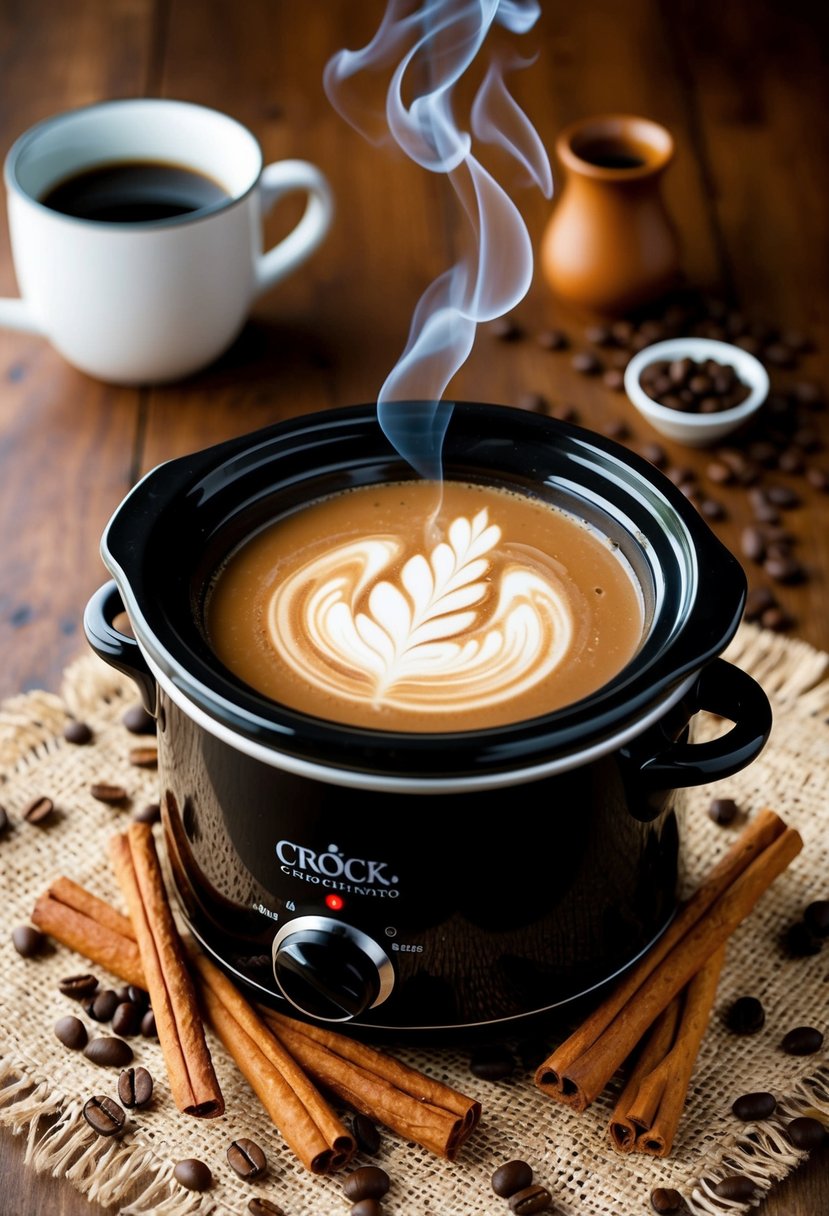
133,802 -> 161,824
761,606 -> 794,632
765,483 -> 801,509
63,720 -> 93,745
59,973 -> 99,1000
536,328 -> 568,351
708,798 -> 739,826
740,526 -> 766,563
227,1137 -> 267,1180
731,1091 -> 776,1121
650,1187 -> 685,1213
804,900 -> 829,937
585,324 -> 614,346
492,1159 -> 533,1197
128,746 -> 158,769
23,795 -> 55,825
516,391 -> 548,413
118,1066 -> 154,1109
806,466 -> 829,492
350,1201 -> 382,1216
508,1183 -> 553,1213
602,368 -> 626,392
725,995 -> 765,1035
699,497 -> 726,521
351,1113 -> 381,1156
54,1015 -> 88,1050
343,1166 -> 390,1202
140,1008 -> 157,1038
469,1043 -> 515,1080
764,342 -> 795,367
83,1035 -> 134,1067
780,1026 -> 824,1055
602,419 -> 631,440
88,989 -> 120,1022
782,922 -> 823,957
764,554 -> 805,584
712,1176 -> 759,1202
174,1158 -> 212,1192
112,1001 -> 142,1037
90,782 -> 128,805
743,586 -> 777,623
571,350 -> 601,375
12,924 -> 44,957
640,442 -> 667,468
248,1201 -> 287,1216
127,984 -> 150,1009
785,1116 -> 827,1151
83,1095 -> 126,1137
122,703 -> 157,734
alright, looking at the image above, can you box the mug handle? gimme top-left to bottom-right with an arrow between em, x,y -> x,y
0,297 -> 42,334
636,659 -> 773,788
254,159 -> 334,297
84,581 -> 157,715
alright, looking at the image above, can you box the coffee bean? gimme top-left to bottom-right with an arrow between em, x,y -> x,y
127,984 -> 149,1010
806,466 -> 829,492
118,1065 -> 153,1109
174,1158 -> 212,1192
764,342 -> 795,368
780,1026 -> 824,1055
708,798 -> 739,826
650,1187 -> 685,1213
516,392 -> 548,413
585,324 -> 614,346
731,1091 -> 777,1121
744,586 -> 777,623
778,448 -> 805,474
0,802 -> 9,835
351,1113 -> 381,1155
12,924 -> 44,957
63,720 -> 93,745
761,605 -> 794,632
782,921 -> 823,957
350,1201 -> 382,1216
59,974 -> 99,1000
765,483 -> 801,509
764,554 -> 806,584
83,1035 -> 134,1067
129,746 -> 158,769
133,802 -> 161,824
140,1008 -> 157,1037
740,526 -> 766,563
785,1116 -> 827,1151
23,795 -> 55,826
469,1043 -> 515,1081
227,1137 -> 267,1180
640,442 -> 667,468
602,368 -> 625,392
791,380 -> 823,407
508,1183 -> 553,1213
112,1001 -> 142,1036
343,1166 -> 390,1202
712,1176 -> 759,1202
54,1015 -> 88,1050
83,1095 -> 126,1137
90,782 -> 128,806
804,900 -> 829,937
699,496 -> 726,521
611,319 -> 635,346
536,328 -> 568,351
571,351 -> 601,375
88,989 -> 120,1022
491,1159 -> 533,1197
248,1201 -> 286,1216
122,703 -> 156,734
725,995 -> 765,1035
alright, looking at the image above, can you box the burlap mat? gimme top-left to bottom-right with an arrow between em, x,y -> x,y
1,624 -> 827,1216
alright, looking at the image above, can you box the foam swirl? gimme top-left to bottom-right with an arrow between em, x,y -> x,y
267,508 -> 575,717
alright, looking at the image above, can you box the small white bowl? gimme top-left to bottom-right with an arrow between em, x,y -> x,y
623,337 -> 770,447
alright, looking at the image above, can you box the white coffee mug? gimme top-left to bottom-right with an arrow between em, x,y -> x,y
0,98 -> 334,383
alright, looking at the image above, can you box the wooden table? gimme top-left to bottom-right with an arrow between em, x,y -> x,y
1,1 -> 826,1212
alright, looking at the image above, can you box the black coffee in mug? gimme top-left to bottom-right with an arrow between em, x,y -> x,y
39,159 -> 229,222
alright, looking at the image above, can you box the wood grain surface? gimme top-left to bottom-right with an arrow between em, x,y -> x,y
0,1 -> 826,1212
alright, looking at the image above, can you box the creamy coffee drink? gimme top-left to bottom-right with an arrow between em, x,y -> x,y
206,480 -> 644,732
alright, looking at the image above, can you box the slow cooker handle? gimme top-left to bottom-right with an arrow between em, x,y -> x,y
84,581 -> 157,715
638,659 -> 772,787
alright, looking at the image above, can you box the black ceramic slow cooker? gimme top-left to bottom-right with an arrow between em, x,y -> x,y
85,402 -> 772,1034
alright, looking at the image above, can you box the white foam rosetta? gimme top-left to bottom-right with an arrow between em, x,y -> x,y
267,508 -> 575,717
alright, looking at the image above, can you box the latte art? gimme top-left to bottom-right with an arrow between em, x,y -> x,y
267,509 -> 575,715
207,479 -> 644,731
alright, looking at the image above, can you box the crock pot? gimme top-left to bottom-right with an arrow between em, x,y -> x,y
85,402 -> 772,1034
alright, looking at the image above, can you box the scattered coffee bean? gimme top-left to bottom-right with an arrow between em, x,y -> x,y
712,1175 -> 759,1202
536,328 -> 568,351
611,319 -> 635,346
806,466 -> 829,492
765,483 -> 801,509
761,605 -> 794,632
602,368 -> 626,392
133,802 -> 161,825
23,795 -> 55,826
112,1001 -> 142,1037
571,350 -> 601,375
248,1200 -> 286,1216
350,1201 -> 382,1216
785,1116 -> 827,1151
59,973 -> 99,1000
699,496 -> 726,521
764,342 -> 795,368
90,782 -> 128,806
54,1015 -> 88,1050
508,1183 -> 553,1214
122,703 -> 156,734
140,1008 -> 157,1038
585,324 -> 614,346
118,1065 -> 154,1109
227,1137 -> 267,1180
174,1158 -> 212,1192
602,419 -> 630,440
63,720 -> 93,745
351,1113 -> 381,1156
744,586 -> 777,623
725,995 -> 765,1035
650,1187 -> 685,1213
83,1094 -> 126,1137
491,1159 -> 533,1197
83,1035 -> 134,1067
516,391 -> 548,413
640,442 -> 667,468
708,797 -> 739,826
88,989 -> 120,1022
740,526 -> 766,563
780,1025 -> 824,1055
764,553 -> 806,584
782,921 -> 823,957
469,1043 -> 515,1081
804,900 -> 829,937
343,1166 -> 390,1202
731,1091 -> 777,1121
12,924 -> 44,957
129,746 -> 158,769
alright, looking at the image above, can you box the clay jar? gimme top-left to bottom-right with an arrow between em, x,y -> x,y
540,114 -> 681,316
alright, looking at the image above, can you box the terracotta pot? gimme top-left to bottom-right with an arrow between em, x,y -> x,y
540,114 -> 681,316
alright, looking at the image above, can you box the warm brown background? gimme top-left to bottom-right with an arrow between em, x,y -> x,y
0,1 -> 826,1212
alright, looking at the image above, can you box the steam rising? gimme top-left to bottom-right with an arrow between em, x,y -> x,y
324,0 -> 552,478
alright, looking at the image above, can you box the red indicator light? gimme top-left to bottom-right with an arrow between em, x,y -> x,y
325,894 -> 345,912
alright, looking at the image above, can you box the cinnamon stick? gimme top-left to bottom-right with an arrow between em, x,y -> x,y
263,1009 -> 481,1160
609,945 -> 726,1155
535,810 -> 801,1111
31,879 -> 144,988
192,953 -> 354,1174
109,824 -> 224,1118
